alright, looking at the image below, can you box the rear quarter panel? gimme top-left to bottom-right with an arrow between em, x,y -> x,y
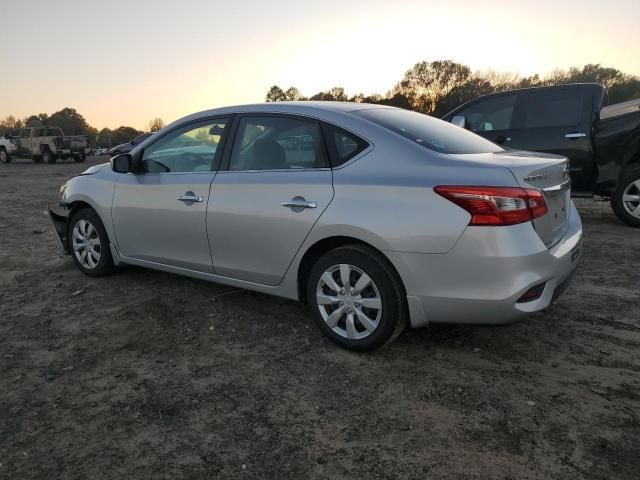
319,139 -> 520,255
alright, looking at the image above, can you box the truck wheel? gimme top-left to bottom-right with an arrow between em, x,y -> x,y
0,148 -> 10,163
611,165 -> 640,227
33,155 -> 43,163
42,150 -> 57,164
74,153 -> 86,163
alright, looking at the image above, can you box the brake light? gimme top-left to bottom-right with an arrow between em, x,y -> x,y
434,186 -> 547,226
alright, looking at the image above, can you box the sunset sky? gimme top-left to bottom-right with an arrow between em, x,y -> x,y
1,0 -> 639,130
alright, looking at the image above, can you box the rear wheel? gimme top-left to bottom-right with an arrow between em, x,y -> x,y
68,208 -> 115,277
0,148 -> 10,163
74,153 -> 86,163
611,165 -> 640,227
306,245 -> 407,351
42,149 -> 57,164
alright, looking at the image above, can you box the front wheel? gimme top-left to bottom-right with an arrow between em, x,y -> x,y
306,245 -> 407,352
611,165 -> 640,227
68,208 -> 115,277
0,149 -> 10,163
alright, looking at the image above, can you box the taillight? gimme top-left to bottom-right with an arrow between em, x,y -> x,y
434,186 -> 547,226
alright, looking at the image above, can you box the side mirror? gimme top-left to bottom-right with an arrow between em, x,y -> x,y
451,115 -> 467,129
111,153 -> 132,173
209,125 -> 225,136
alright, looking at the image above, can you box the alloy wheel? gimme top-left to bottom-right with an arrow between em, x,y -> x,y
316,263 -> 382,340
622,179 -> 640,218
72,219 -> 102,269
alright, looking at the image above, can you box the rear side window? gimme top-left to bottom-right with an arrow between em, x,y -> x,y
524,89 -> 583,128
229,116 -> 328,171
322,123 -> 368,167
356,108 -> 503,154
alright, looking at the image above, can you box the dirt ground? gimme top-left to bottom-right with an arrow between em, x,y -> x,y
0,156 -> 638,480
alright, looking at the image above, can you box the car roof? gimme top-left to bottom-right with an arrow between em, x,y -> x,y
171,102 -> 395,127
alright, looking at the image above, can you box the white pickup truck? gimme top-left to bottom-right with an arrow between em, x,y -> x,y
0,135 -> 18,163
4,126 -> 90,164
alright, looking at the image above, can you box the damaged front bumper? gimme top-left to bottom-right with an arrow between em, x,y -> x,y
47,206 -> 69,254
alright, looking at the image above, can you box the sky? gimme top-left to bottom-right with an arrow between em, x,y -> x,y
1,0 -> 639,131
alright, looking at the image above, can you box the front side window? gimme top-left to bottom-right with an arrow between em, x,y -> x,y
356,108 -> 503,154
524,89 -> 583,128
229,116 -> 327,171
457,95 -> 517,132
141,119 -> 229,173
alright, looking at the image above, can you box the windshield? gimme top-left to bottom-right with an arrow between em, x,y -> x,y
356,108 -> 503,154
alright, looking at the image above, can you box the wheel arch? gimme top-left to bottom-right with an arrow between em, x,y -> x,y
296,235 -> 406,303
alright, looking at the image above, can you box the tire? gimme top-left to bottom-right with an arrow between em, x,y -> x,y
68,208 -> 115,277
74,153 -> 86,163
0,148 -> 10,163
33,155 -> 43,163
42,149 -> 57,164
306,244 -> 407,352
611,165 -> 640,227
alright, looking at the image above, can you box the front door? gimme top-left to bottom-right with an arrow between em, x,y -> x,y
208,115 -> 334,285
112,117 -> 230,272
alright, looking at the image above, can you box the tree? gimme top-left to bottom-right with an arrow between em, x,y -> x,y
285,87 -> 305,101
0,115 -> 24,136
394,60 -> 472,114
25,115 -> 43,127
111,126 -> 144,145
46,108 -> 93,136
266,85 -> 287,102
148,117 -> 165,132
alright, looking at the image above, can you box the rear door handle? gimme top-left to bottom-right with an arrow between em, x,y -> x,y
565,132 -> 586,139
281,199 -> 317,209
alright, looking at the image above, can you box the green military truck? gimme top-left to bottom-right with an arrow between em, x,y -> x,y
11,126 -> 89,164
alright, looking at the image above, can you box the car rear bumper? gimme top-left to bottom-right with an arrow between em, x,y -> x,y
388,201 -> 582,327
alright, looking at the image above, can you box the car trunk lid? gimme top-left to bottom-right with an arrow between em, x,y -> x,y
449,150 -> 571,248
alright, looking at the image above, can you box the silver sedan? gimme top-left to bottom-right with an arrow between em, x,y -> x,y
50,102 -> 582,351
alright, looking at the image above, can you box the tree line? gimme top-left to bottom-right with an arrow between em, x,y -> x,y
266,60 -> 640,117
0,109 -> 165,147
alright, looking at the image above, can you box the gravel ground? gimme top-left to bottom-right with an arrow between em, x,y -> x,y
1,156 -> 639,479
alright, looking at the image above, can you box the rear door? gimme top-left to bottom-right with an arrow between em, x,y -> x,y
508,86 -> 595,193
207,114 -> 334,285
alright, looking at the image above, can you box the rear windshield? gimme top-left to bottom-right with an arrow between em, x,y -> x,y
355,108 -> 503,154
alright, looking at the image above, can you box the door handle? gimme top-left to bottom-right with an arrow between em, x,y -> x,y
177,194 -> 203,203
565,132 -> 586,139
281,199 -> 317,209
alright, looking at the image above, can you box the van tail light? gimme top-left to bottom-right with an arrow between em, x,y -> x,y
434,186 -> 547,226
